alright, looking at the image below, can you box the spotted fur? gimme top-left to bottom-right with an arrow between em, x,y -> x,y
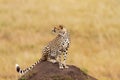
15,25 -> 70,74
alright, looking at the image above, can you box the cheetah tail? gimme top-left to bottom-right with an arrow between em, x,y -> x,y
15,59 -> 41,75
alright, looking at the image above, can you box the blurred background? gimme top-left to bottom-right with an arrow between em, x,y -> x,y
0,0 -> 120,80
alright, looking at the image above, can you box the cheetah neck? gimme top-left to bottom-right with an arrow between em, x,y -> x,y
58,31 -> 68,37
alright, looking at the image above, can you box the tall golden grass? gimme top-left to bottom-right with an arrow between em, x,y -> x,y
0,0 -> 120,80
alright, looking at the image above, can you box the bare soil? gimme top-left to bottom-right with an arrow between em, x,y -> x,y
19,61 -> 97,80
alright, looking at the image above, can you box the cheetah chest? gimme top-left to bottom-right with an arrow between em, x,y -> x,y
62,38 -> 69,49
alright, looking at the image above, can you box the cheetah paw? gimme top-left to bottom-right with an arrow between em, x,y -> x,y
59,65 -> 64,69
64,65 -> 69,69
49,59 -> 57,64
51,60 -> 57,63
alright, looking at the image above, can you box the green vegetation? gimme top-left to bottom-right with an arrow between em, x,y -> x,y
19,78 -> 26,80
81,68 -> 89,74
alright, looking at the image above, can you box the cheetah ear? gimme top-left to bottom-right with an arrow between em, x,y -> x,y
59,25 -> 63,29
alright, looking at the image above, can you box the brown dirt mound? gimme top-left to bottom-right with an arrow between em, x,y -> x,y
19,61 -> 97,80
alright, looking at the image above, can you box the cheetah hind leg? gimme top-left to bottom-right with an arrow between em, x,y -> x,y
49,59 -> 57,63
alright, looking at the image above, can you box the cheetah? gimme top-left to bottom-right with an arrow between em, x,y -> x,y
15,25 -> 70,75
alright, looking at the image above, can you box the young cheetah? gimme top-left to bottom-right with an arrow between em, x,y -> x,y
16,25 -> 70,74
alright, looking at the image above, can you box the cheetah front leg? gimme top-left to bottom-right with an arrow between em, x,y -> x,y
63,51 -> 69,68
58,55 -> 64,69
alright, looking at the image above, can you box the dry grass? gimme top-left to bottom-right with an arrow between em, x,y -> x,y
0,0 -> 120,80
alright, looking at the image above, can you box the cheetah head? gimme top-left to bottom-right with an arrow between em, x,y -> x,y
52,25 -> 67,36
